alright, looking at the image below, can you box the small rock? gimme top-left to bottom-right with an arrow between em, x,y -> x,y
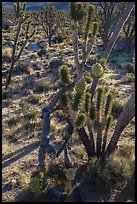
39,41 -> 48,48
37,49 -> 46,57
48,57 -> 64,69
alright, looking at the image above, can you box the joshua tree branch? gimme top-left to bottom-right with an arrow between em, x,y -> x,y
106,90 -> 135,155
5,22 -> 22,89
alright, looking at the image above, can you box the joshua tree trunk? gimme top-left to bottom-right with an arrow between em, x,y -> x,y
106,90 -> 135,155
77,127 -> 94,158
48,36 -> 52,47
102,2 -> 135,60
5,22 -> 22,89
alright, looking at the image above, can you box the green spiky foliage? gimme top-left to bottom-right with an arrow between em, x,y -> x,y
85,92 -> 91,113
14,2 -> 30,21
93,22 -> 99,36
29,171 -> 45,195
96,87 -> 104,121
60,93 -> 68,107
70,2 -> 85,22
89,104 -> 96,120
23,2 -> 27,12
72,92 -> 84,111
98,58 -> 107,66
105,93 -> 114,117
76,113 -> 87,128
91,63 -> 104,79
84,4 -> 96,39
75,77 -> 87,94
60,65 -> 71,84
105,115 -> 113,133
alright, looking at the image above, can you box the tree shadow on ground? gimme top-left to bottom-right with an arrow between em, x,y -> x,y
2,141 -> 39,169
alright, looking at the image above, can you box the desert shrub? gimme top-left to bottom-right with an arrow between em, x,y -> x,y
29,171 -> 45,197
26,92 -> 40,105
29,163 -> 77,197
105,148 -> 135,189
33,79 -> 51,93
87,144 -> 135,191
2,54 -> 11,63
13,63 -> 28,74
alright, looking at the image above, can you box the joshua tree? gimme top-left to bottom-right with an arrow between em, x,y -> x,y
122,7 -> 135,52
37,1 -> 135,173
102,2 -> 135,60
33,3 -> 65,46
5,2 -> 35,90
96,2 -> 126,49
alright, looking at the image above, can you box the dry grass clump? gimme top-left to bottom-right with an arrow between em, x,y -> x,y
33,79 -> 51,93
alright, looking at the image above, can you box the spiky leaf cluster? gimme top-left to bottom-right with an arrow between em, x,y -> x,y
14,2 -> 29,20
91,63 -> 104,79
65,168 -> 76,181
76,113 -> 87,128
60,65 -> 71,84
85,92 -> 91,113
70,2 -> 85,22
29,171 -> 45,195
105,93 -> 114,117
13,2 -> 35,40
96,87 -> 104,121
105,115 -> 113,132
89,104 -> 96,120
93,22 -> 99,36
60,93 -> 68,107
98,58 -> 107,66
72,92 -> 84,111
84,4 -> 96,39
75,77 -> 87,94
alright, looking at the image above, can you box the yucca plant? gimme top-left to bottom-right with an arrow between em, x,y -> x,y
37,2 -> 135,182
33,3 -> 65,46
5,2 -> 35,89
